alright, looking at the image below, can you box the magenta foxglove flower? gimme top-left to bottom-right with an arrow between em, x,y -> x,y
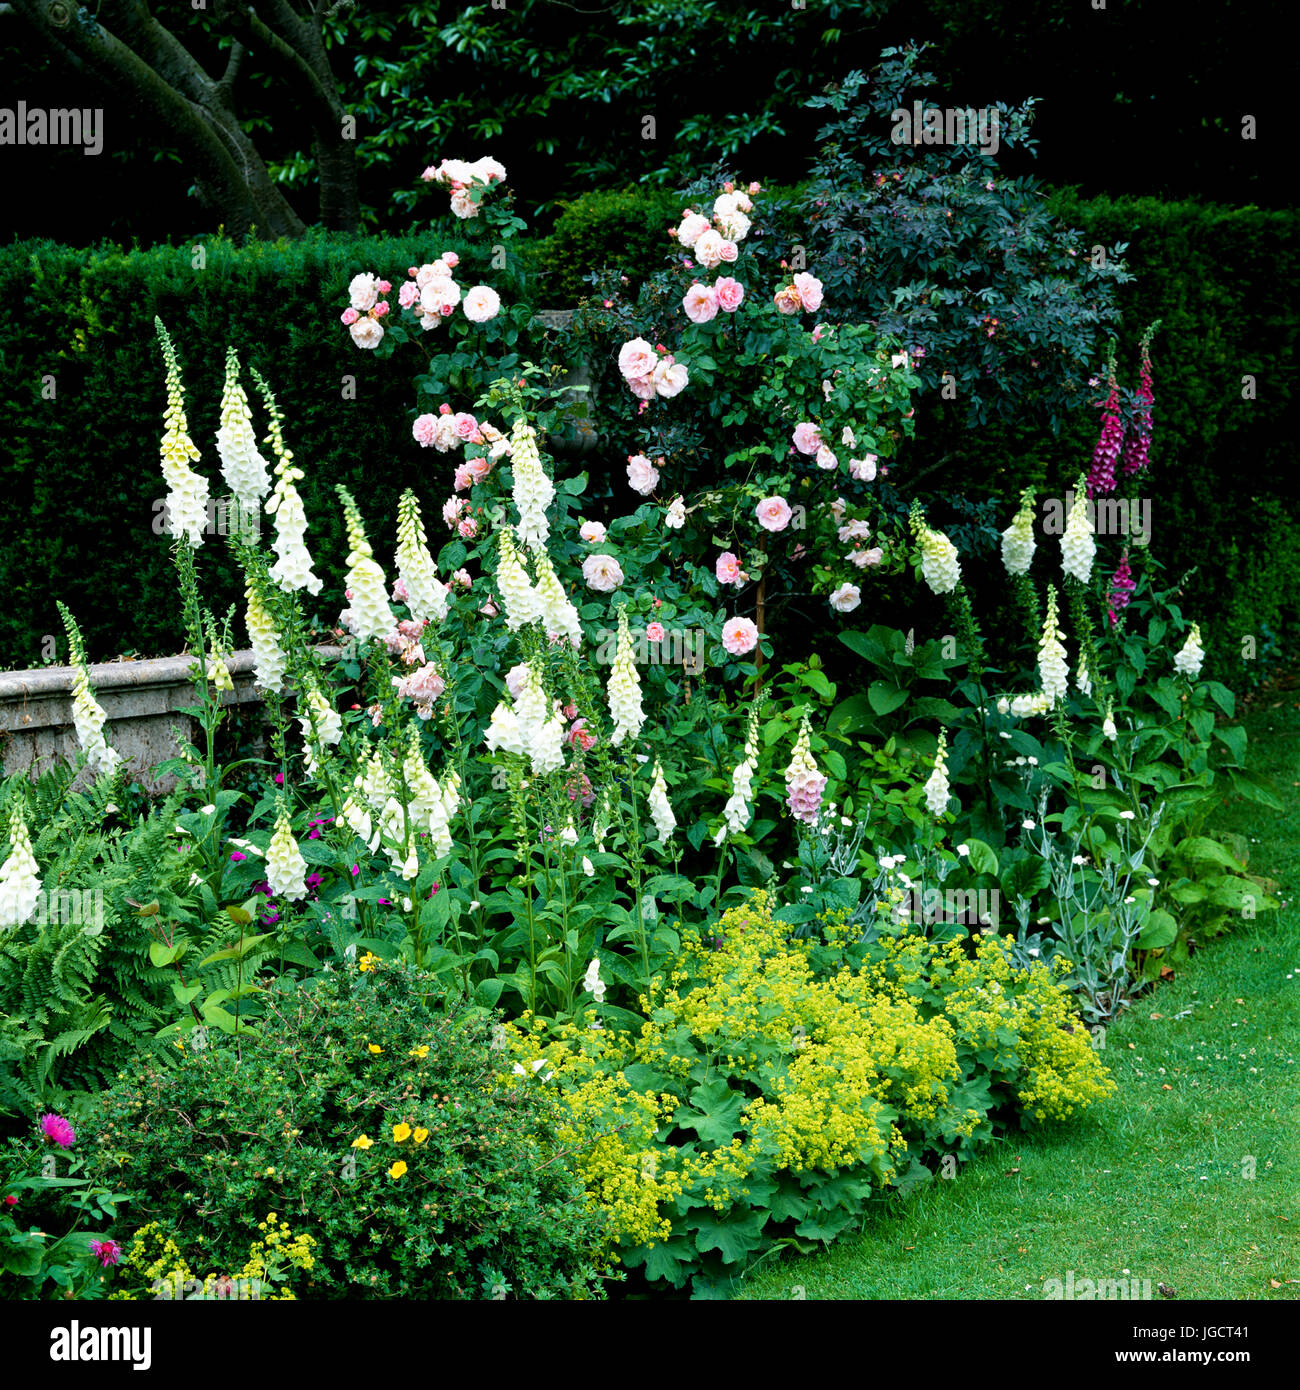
39,1113 -> 76,1148
1087,367 -> 1123,498
1122,329 -> 1156,477
1107,550 -> 1137,627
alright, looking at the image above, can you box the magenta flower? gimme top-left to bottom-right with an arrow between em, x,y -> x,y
229,851 -> 247,863
274,773 -> 284,786
90,1239 -> 121,1268
1107,550 -> 1137,627
1122,330 -> 1156,477
39,1113 -> 76,1148
1087,371 -> 1123,498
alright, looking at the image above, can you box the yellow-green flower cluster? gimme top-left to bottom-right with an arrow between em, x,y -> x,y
110,1217 -> 315,1301
155,317 -> 210,548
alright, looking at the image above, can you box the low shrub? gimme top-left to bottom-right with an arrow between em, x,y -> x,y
502,891 -> 1115,1295
86,960 -> 612,1299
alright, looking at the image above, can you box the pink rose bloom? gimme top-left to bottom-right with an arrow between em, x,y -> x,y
627,372 -> 657,400
714,277 -> 745,312
373,303 -> 390,318
618,337 -> 657,381
434,415 -> 462,452
848,455 -> 878,482
645,622 -> 666,643
453,412 -> 479,441
393,576 -> 411,602
443,496 -> 466,528
717,239 -> 739,263
458,517 -> 479,539
566,718 -> 597,752
829,583 -> 861,613
652,359 -> 689,398
463,285 -> 501,323
774,286 -> 803,315
693,229 -> 725,269
453,463 -> 475,492
479,600 -> 498,616
675,211 -> 710,246
582,554 -> 624,593
349,318 -> 384,349
340,307 -> 360,326
420,276 -> 460,315
838,519 -> 872,543
748,181 -> 761,195
348,272 -> 379,311
452,568 -> 472,589
505,663 -> 531,698
398,281 -> 420,310
449,189 -> 478,219
829,496 -> 847,522
468,456 -> 493,484
715,552 -> 745,586
683,282 -> 718,324
793,272 -> 824,312
721,616 -> 759,656
413,414 -> 438,447
395,663 -> 446,710
438,402 -> 453,415
376,279 -> 392,294
849,547 -> 884,568
443,251 -> 460,268
792,422 -> 824,456
627,454 -> 660,495
816,445 -> 838,471
579,520 -> 608,543
756,496 -> 793,532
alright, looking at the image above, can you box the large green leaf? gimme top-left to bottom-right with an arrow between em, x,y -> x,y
676,1078 -> 746,1147
692,1208 -> 768,1264
1137,909 -> 1178,949
867,680 -> 909,716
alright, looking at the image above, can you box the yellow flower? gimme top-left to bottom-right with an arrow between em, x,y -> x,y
413,1127 -> 429,1145
358,952 -> 379,973
351,1135 -> 374,1150
173,1038 -> 185,1050
409,1045 -> 429,1059
388,1161 -> 408,1179
367,1044 -> 383,1054
392,1123 -> 412,1143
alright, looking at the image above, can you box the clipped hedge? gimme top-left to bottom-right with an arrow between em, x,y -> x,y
3,188 -> 1296,684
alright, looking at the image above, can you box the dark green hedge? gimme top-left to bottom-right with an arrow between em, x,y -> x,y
3,189 -> 1297,686
0,230 -> 543,669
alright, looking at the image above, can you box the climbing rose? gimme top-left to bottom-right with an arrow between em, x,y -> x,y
582,554 -> 624,593
617,338 -> 656,381
721,616 -> 759,655
792,422 -> 823,456
755,496 -> 792,532
714,277 -> 745,312
682,283 -> 718,323
829,583 -> 861,613
715,552 -> 745,586
627,454 -> 660,495
462,286 -> 501,322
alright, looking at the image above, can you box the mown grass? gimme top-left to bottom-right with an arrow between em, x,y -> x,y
733,689 -> 1300,1300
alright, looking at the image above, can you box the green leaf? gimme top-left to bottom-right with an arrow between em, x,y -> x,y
692,1208 -> 768,1265
676,1078 -> 746,1146
1137,909 -> 1178,949
200,933 -> 272,966
964,838 -> 999,877
1001,856 -> 1050,905
1175,837 -> 1244,873
867,680 -> 909,716
148,941 -> 187,968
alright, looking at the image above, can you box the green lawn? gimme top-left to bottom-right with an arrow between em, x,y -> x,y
733,689 -> 1300,1301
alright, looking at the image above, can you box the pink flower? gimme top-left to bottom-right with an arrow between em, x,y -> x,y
848,454 -> 878,482
793,272 -> 824,312
829,583 -> 861,613
443,496 -> 466,528
372,302 -> 390,318
651,358 -> 689,398
468,456 -> 492,484
815,445 -> 838,471
566,770 -> 595,807
693,229 -> 725,269
453,412 -> 479,441
714,277 -> 745,312
479,600 -> 498,617
717,239 -> 739,263
347,272 -> 379,311
579,520 -> 607,543
1107,550 -> 1137,627
452,568 -> 472,589
627,372 -> 657,400
39,1113 -> 75,1148
463,285 -> 501,323
847,547 -> 883,568
443,251 -> 460,268
392,576 -> 410,602
376,279 -> 392,294
395,663 -> 446,711
349,318 -> 384,349
618,337 -> 657,381
566,718 -> 597,752
786,768 -> 827,824
792,422 -> 824,456
645,622 -> 666,643
682,282 -> 718,324
412,414 -> 438,448
2,1196 -> 16,1207
458,517 -> 479,539
721,616 -> 759,656
674,211 -> 711,247
340,307 -> 360,326
774,285 -> 803,315
582,554 -> 625,592
755,496 -> 793,532
627,454 -> 660,495
453,464 -> 475,492
230,851 -> 247,862
715,552 -> 745,586
90,1240 -> 121,1268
